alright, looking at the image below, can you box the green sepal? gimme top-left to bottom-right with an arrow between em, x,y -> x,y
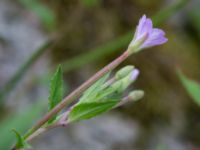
111,72 -> 134,93
128,32 -> 148,54
79,73 -> 110,103
115,65 -> 134,80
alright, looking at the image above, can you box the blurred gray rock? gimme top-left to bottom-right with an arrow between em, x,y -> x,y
0,0 -> 48,109
32,113 -> 140,150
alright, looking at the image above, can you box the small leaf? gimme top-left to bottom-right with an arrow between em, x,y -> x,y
68,101 -> 118,122
178,70 -> 200,106
48,65 -> 63,123
12,129 -> 31,149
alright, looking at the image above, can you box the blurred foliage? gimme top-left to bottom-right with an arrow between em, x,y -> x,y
81,0 -> 101,7
188,7 -> 200,39
19,0 -> 55,30
0,102 -> 44,150
156,144 -> 166,150
152,0 -> 188,25
63,33 -> 131,72
0,39 -> 52,105
178,70 -> 200,106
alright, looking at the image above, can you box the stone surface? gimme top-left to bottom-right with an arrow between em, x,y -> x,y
32,113 -> 139,150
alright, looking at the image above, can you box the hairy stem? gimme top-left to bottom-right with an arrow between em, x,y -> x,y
23,50 -> 130,140
26,123 -> 61,142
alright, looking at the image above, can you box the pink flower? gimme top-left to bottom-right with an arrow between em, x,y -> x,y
129,15 -> 168,51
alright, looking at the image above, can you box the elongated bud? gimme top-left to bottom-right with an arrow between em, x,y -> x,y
111,68 -> 140,92
115,65 -> 134,80
114,90 -> 144,108
128,90 -> 144,101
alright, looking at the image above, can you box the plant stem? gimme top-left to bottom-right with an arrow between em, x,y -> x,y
23,50 -> 130,139
26,123 -> 61,142
114,95 -> 132,108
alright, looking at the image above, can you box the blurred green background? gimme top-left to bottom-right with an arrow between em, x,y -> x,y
1,0 -> 200,149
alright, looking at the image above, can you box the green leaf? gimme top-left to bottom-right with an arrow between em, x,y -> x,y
48,65 -> 63,123
68,101 -> 118,122
12,129 -> 31,149
178,70 -> 200,106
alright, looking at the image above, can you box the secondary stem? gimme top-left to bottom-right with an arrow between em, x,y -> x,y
24,50 -> 130,139
26,123 -> 61,142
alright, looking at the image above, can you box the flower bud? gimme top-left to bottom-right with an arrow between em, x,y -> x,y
128,90 -> 144,101
130,69 -> 140,81
115,65 -> 134,80
111,68 -> 139,92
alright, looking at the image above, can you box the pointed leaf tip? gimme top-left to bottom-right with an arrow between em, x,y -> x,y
48,65 -> 63,123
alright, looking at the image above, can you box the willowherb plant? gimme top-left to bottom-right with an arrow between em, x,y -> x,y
12,15 -> 167,150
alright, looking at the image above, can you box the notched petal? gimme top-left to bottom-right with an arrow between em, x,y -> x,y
128,14 -> 168,52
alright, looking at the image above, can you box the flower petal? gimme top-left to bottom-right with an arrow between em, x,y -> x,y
142,28 -> 168,48
140,19 -> 153,35
135,15 -> 147,36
